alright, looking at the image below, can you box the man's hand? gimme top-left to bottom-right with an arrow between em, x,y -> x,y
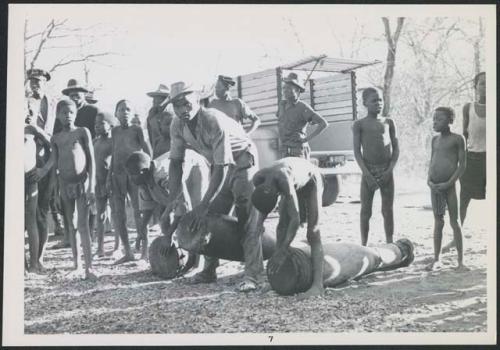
28,168 -> 47,182
377,170 -> 392,186
433,182 -> 449,192
268,247 -> 289,275
364,172 -> 379,190
189,202 -> 209,232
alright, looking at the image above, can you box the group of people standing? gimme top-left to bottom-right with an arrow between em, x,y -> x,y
24,65 -> 486,298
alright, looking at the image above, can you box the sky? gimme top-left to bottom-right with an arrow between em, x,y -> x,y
20,4 -> 488,117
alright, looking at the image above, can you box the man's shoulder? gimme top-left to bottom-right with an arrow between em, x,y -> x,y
201,107 -> 230,126
80,103 -> 99,114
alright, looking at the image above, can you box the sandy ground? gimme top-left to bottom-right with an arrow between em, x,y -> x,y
24,178 -> 489,334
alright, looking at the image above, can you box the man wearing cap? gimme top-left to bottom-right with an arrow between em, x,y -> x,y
60,79 -> 100,139
26,68 -> 62,253
146,84 -> 170,158
208,75 -> 261,135
278,72 -> 328,159
165,81 -> 265,292
85,91 -> 98,105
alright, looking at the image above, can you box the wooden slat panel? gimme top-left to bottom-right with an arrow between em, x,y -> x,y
243,89 -> 277,103
252,105 -> 278,115
314,80 -> 352,91
314,73 -> 351,85
314,92 -> 352,104
241,82 -> 277,96
315,99 -> 352,111
240,68 -> 276,83
320,106 -> 354,116
314,88 -> 352,98
323,113 -> 354,123
259,112 -> 278,123
246,97 -> 277,109
240,74 -> 276,88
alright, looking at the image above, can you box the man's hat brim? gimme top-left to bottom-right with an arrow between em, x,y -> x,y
62,86 -> 89,95
147,91 -> 170,98
283,78 -> 305,92
27,69 -> 51,81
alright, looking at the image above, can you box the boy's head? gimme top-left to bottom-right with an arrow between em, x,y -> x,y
433,107 -> 454,132
56,99 -> 77,127
115,99 -> 134,127
159,111 -> 174,138
95,111 -> 118,136
362,88 -> 382,115
474,71 -> 486,98
125,151 -> 152,186
251,184 -> 279,215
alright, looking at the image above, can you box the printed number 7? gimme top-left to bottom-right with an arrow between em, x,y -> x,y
268,336 -> 273,342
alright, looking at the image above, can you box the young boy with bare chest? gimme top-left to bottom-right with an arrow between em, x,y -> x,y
352,88 -> 399,246
48,99 -> 96,279
24,107 -> 52,273
107,100 -> 152,264
426,107 -> 467,271
94,111 -> 118,257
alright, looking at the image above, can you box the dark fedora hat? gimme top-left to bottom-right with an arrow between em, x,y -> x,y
62,79 -> 89,95
218,75 -> 236,87
283,72 -> 305,93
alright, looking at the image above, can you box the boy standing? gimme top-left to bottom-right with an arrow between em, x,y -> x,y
107,100 -> 152,264
352,88 -> 399,246
24,107 -> 52,273
47,99 -> 96,279
94,111 -> 119,257
426,107 -> 467,271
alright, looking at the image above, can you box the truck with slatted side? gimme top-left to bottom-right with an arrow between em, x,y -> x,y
225,55 -> 380,202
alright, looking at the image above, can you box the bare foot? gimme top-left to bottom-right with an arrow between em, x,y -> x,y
455,264 -> 470,272
425,260 -> 442,271
50,241 -> 71,250
95,249 -> 105,258
113,253 -> 136,265
140,247 -> 149,261
297,286 -> 324,300
66,269 -> 85,279
28,263 -> 47,275
85,269 -> 98,281
441,241 -> 455,254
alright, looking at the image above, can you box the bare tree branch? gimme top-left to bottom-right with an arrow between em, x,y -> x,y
48,52 -> 119,73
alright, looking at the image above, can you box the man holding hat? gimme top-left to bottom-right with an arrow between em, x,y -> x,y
278,72 -> 328,159
208,75 -> 261,135
146,84 -> 171,158
165,81 -> 265,292
61,78 -> 100,139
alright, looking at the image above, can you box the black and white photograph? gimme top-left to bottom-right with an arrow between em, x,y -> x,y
3,3 -> 497,346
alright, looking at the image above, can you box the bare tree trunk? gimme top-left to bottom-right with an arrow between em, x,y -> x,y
381,17 -> 405,117
473,17 -> 484,75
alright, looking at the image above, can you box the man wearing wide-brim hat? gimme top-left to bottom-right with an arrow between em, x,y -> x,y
146,84 -> 170,158
208,75 -> 261,135
278,72 -> 328,159
164,81 -> 265,292
59,78 -> 100,139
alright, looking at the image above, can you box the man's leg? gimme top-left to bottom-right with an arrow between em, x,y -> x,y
447,185 -> 466,270
25,182 -> 41,273
59,191 -> 78,269
380,174 -> 395,244
442,188 -> 472,253
360,176 -> 376,246
298,180 -> 324,299
76,194 -> 96,279
36,175 -> 51,264
128,179 -> 148,259
111,176 -> 135,264
50,194 -> 65,236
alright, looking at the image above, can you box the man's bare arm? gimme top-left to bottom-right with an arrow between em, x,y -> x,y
462,103 -> 470,141
352,121 -> 376,185
81,128 -> 96,193
200,164 -> 228,207
138,127 -> 152,156
305,113 -> 328,142
167,159 -> 184,208
279,180 -> 301,250
444,136 -> 467,187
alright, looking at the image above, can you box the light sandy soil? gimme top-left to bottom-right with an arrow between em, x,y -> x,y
24,178 -> 489,334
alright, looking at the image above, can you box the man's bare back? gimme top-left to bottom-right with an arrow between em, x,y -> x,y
53,128 -> 89,183
355,117 -> 394,165
111,125 -> 145,173
429,133 -> 462,184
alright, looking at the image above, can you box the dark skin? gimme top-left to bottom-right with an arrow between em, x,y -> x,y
253,157 -> 324,299
167,93 -> 228,233
45,104 -> 97,280
425,111 -> 467,271
442,73 -> 486,253
352,90 -> 399,246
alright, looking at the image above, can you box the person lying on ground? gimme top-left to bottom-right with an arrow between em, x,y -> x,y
107,99 -> 152,264
352,87 -> 399,246
426,107 -> 467,272
251,157 -> 325,299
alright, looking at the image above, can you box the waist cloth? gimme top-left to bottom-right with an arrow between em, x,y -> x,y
459,151 -> 486,199
431,188 -> 448,216
60,173 -> 88,200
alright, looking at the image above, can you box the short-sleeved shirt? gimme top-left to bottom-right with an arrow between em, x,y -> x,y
139,150 -> 209,215
169,107 -> 252,165
208,97 -> 258,125
277,99 -> 321,149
